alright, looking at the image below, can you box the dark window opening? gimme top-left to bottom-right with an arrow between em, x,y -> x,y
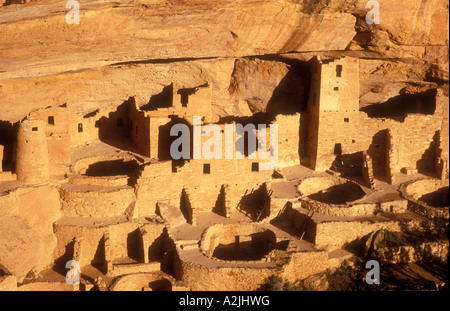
177,87 -> 198,108
252,162 -> 259,172
116,118 -> 123,127
180,93 -> 189,107
352,140 -> 356,143
344,118 -> 349,122
334,143 -> 342,155
48,116 -> 54,125
334,87 -> 339,91
32,127 -> 38,131
95,120 -> 101,128
336,65 -> 342,77
203,163 -> 210,174
78,123 -> 83,133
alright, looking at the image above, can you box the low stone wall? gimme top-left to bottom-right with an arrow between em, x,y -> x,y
313,218 -> 445,251
179,247 -> 352,290
200,223 -> 270,258
302,199 -> 378,217
109,271 -> 185,291
281,250 -> 351,282
180,261 -> 278,291
59,184 -> 135,218
0,172 -> 16,182
407,200 -> 449,220
109,262 -> 161,277
18,282 -> 76,291
68,175 -> 129,187
314,220 -> 403,250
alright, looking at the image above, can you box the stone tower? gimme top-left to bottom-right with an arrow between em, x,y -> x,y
15,119 -> 50,183
306,56 -> 360,171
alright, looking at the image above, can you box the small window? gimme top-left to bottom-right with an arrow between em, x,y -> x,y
180,94 -> 189,107
336,65 -> 342,77
48,116 -> 55,125
95,120 -> 101,128
203,163 -> 210,174
334,87 -> 339,91
251,162 -> 259,172
352,139 -> 356,143
78,123 -> 83,133
32,127 -> 38,132
116,118 -> 123,127
334,143 -> 342,155
344,118 -> 349,122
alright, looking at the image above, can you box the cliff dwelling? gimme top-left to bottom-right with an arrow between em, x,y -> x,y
0,0 -> 448,294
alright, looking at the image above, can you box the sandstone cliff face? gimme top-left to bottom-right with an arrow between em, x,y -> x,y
0,216 -> 40,282
0,0 -> 448,122
0,186 -> 62,281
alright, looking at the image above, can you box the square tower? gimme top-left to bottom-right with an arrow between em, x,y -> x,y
306,56 -> 360,171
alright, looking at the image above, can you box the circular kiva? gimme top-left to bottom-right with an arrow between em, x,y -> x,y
401,178 -> 449,220
69,156 -> 141,186
109,272 -> 177,291
73,156 -> 140,177
296,176 -> 373,217
200,223 -> 285,262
